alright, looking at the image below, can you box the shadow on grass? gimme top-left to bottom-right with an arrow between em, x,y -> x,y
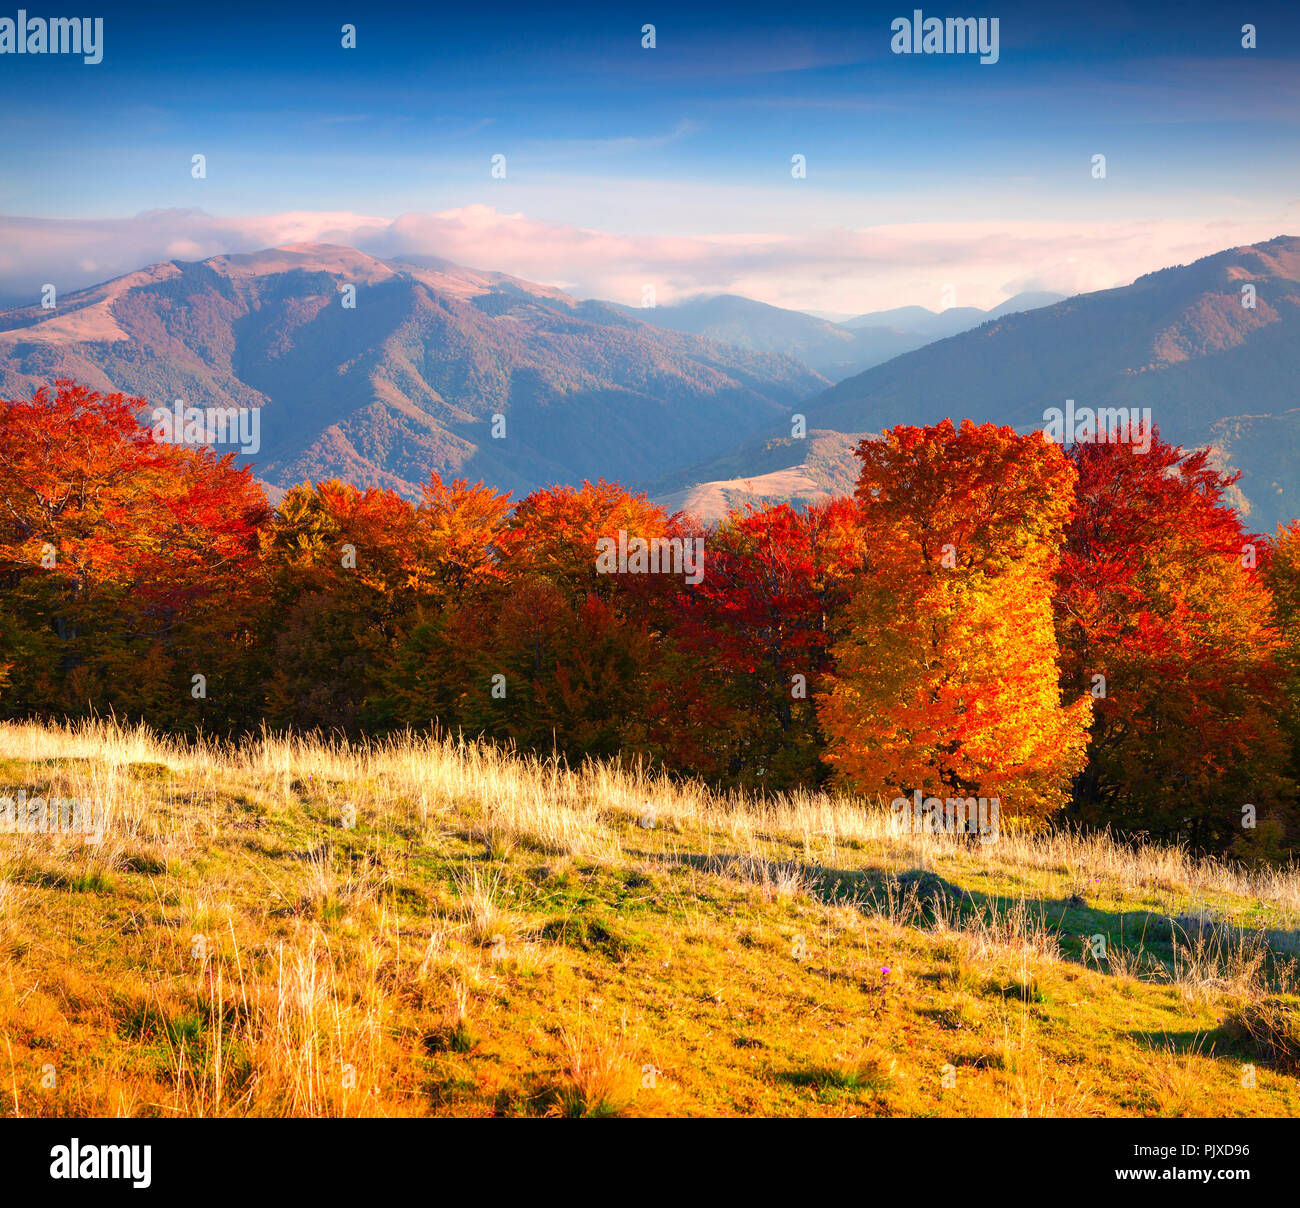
774,1058 -> 896,1102
630,847 -> 1300,994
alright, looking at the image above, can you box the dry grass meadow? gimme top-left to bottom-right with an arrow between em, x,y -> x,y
1,717 -> 1298,1117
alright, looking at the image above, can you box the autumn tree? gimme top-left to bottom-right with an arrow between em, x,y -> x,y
819,420 -> 1091,825
498,479 -> 679,602
450,480 -> 689,761
257,479 -> 437,732
388,474 -> 514,730
416,473 -> 513,598
1058,434 -> 1294,855
0,382 -> 268,728
662,498 -> 861,787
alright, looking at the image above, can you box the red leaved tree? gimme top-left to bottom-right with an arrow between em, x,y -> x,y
660,498 -> 861,787
1056,432 -> 1294,854
0,382 -> 268,728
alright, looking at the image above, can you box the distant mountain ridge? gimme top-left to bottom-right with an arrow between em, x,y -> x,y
0,243 -> 826,500
842,290 -> 1066,337
617,289 -> 1064,382
3,238 -> 1295,532
704,235 -> 1300,533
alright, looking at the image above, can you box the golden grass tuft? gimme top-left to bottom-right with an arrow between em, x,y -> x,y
545,1028 -> 641,1118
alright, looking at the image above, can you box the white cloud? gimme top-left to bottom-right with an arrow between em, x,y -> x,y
0,207 -> 1291,312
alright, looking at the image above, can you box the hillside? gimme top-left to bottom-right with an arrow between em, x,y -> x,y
802,236 -> 1300,532
1,718 -> 1297,1118
623,290 -> 1065,382
652,429 -> 865,522
617,294 -> 926,380
5,238 -> 1298,530
843,290 -> 1065,337
0,245 -> 825,500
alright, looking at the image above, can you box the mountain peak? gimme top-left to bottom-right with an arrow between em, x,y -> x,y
204,243 -> 397,284
0,242 -> 824,504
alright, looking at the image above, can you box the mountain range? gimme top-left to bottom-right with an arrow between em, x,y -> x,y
0,245 -> 822,500
798,235 -> 1300,533
618,289 -> 1063,380
0,237 -> 1297,532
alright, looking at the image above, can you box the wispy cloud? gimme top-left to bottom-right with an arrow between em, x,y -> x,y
516,119 -> 702,162
0,207 -> 1292,313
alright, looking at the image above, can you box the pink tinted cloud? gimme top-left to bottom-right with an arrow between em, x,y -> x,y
0,207 -> 1291,312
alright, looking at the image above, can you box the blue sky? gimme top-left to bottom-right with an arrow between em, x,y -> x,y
1,0 -> 1298,310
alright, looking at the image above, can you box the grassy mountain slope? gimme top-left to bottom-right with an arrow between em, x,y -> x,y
1,719 -> 1297,1118
652,430 -> 864,522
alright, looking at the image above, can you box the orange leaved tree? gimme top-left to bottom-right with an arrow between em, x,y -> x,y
388,473 -> 515,731
257,479 -> 435,732
818,419 -> 1091,826
450,480 -> 687,761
